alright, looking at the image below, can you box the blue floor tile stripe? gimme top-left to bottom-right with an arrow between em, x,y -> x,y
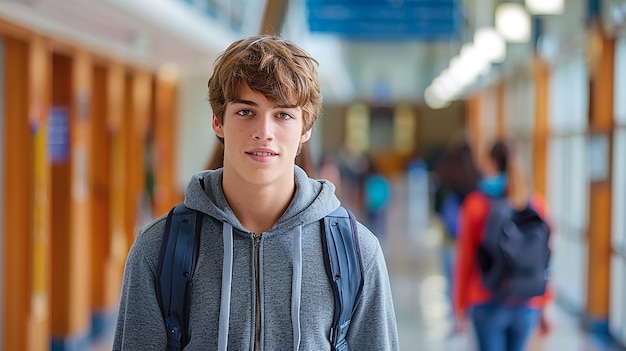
50,329 -> 90,351
91,309 -> 117,341
50,309 -> 117,351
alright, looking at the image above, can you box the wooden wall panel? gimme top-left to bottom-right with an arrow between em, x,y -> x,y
49,51 -> 73,338
68,49 -> 92,338
3,35 -> 34,351
90,63 -> 113,310
532,56 -> 550,198
107,62 -> 129,301
586,30 -> 615,323
153,77 -> 179,216
28,34 -> 52,351
496,80 -> 506,139
466,92 -> 484,164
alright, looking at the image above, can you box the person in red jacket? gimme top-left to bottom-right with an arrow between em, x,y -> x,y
453,140 -> 552,351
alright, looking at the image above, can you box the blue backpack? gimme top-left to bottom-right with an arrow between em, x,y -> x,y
156,204 -> 364,351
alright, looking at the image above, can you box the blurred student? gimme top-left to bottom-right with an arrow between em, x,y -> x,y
363,157 -> 392,242
453,140 -> 552,351
435,140 -> 480,316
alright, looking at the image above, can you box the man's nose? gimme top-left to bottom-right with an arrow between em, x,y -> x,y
252,114 -> 274,141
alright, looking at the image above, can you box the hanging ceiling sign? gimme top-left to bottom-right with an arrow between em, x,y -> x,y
306,0 -> 463,41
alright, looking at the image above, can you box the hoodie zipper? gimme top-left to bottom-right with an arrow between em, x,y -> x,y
253,232 -> 262,351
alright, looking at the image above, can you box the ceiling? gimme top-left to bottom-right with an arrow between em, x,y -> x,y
0,0 -> 239,75
289,0 -> 469,105
0,0 -> 478,105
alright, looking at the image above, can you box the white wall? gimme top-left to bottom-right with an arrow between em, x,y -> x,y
176,75 -> 218,190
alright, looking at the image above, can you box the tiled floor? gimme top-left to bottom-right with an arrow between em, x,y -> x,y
91,175 -> 625,351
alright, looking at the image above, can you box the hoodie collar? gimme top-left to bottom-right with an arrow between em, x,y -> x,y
183,166 -> 341,233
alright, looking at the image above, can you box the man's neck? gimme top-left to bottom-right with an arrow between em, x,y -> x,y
221,170 -> 296,234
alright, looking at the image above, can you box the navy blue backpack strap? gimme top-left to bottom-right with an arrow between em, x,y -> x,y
322,206 -> 364,351
157,204 -> 202,351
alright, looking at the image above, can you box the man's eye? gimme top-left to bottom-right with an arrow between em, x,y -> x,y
278,112 -> 292,120
237,110 -> 253,116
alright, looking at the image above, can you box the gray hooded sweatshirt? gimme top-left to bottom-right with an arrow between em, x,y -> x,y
114,166 -> 398,350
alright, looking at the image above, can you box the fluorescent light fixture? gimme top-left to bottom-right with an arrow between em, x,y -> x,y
474,27 -> 506,63
448,56 -> 472,87
525,0 -> 564,15
460,42 -> 490,77
430,83 -> 450,101
424,86 -> 450,109
496,3 -> 531,43
434,71 -> 461,99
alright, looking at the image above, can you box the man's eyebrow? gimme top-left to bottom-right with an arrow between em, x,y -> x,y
231,99 -> 299,110
231,98 -> 257,106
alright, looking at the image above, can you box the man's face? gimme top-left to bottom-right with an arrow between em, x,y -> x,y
213,83 -> 311,187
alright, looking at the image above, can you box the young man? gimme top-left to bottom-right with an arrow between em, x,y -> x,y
114,35 -> 399,350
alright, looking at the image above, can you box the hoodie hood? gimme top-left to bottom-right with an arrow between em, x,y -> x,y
183,166 -> 341,233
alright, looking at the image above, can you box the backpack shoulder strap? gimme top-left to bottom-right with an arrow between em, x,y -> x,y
483,198 -> 514,239
322,206 -> 364,351
157,203 -> 202,351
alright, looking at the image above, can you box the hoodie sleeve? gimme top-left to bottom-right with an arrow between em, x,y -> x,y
113,224 -> 167,350
345,225 -> 399,351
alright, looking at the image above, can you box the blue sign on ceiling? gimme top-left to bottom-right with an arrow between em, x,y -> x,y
306,0 -> 464,41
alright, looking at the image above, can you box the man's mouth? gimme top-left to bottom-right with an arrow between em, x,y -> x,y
248,151 -> 276,156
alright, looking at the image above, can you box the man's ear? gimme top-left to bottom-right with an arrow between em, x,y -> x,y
212,115 -> 224,138
300,128 -> 312,143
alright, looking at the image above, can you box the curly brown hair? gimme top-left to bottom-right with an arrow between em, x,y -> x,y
208,35 -> 322,134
